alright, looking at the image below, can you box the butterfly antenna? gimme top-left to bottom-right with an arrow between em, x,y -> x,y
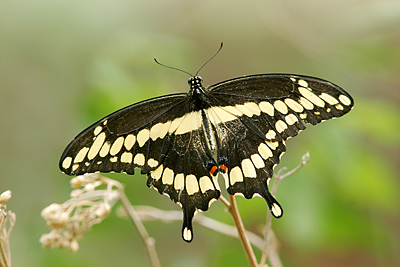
195,42 -> 223,76
154,58 -> 193,77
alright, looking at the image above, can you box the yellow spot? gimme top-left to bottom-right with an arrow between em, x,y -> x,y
199,176 -> 214,193
99,141 -> 111,157
62,157 -> 72,169
133,153 -> 145,166
243,102 -> 261,116
285,99 -> 304,113
124,134 -> 136,150
298,79 -> 308,87
298,97 -> 314,110
212,174 -> 221,191
258,143 -> 272,159
174,173 -> 185,190
258,101 -> 274,116
110,156 -> 118,163
72,164 -> 79,171
220,105 -> 243,116
271,203 -> 282,217
176,111 -> 201,135
186,174 -> 199,195
266,141 -> 279,150
120,152 -> 133,163
168,116 -> 184,134
110,136 -> 124,156
162,168 -> 174,185
273,100 -> 288,114
230,166 -> 244,185
74,147 -> 89,163
183,227 -> 192,241
336,104 -> 344,110
208,106 -> 237,124
299,87 -> 325,107
88,132 -> 106,160
150,122 -> 169,140
137,129 -> 150,147
285,114 -> 298,125
241,159 -> 256,178
275,120 -> 288,133
93,126 -> 102,136
319,93 -> 338,105
339,95 -> 351,106
251,154 -> 265,169
265,130 -> 276,140
150,164 -> 164,180
147,158 -> 159,168
300,113 -> 307,119
235,104 -> 253,117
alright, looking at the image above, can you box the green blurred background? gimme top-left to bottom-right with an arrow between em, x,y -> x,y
1,0 -> 399,266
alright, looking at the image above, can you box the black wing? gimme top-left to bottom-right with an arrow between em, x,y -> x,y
60,93 -> 221,242
204,74 -> 353,217
60,93 -> 188,175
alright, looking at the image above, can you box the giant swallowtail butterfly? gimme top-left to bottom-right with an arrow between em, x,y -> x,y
60,44 -> 354,242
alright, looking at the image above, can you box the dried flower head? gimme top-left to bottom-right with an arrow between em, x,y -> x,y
40,174 -> 123,252
0,190 -> 15,267
0,190 -> 11,204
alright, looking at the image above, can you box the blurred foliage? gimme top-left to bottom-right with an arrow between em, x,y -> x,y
0,0 -> 399,266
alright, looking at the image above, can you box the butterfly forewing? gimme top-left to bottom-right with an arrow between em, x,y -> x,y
60,93 -> 187,175
208,74 -> 353,126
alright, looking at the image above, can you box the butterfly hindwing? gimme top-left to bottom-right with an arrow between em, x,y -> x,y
147,111 -> 221,242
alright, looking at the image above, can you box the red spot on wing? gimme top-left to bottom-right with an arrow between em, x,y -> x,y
209,166 -> 218,176
219,165 -> 227,173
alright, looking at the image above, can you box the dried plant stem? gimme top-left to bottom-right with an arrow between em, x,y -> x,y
0,232 -> 8,267
0,190 -> 14,267
221,195 -> 258,267
133,205 -> 265,249
259,211 -> 273,267
1,215 -> 13,267
119,193 -> 161,267
272,152 -> 310,194
260,152 -> 310,267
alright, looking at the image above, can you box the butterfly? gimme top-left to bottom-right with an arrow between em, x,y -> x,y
59,44 -> 354,242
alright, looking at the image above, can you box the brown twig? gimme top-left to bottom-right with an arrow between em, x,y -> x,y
119,193 -> 161,267
220,195 -> 258,267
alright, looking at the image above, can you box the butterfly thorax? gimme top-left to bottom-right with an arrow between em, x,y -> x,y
186,76 -> 219,156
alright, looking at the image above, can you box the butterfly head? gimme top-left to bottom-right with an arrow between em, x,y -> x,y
188,76 -> 203,90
